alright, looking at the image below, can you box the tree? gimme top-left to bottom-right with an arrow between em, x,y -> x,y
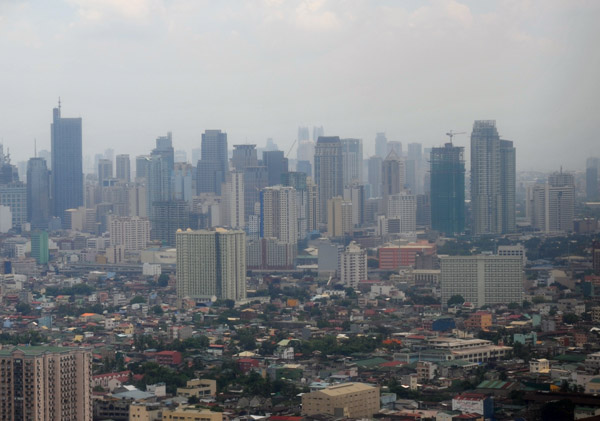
507,302 -> 520,310
130,296 -> 146,305
16,303 -> 32,315
447,295 -> 465,307
563,313 -> 579,324
157,274 -> 169,287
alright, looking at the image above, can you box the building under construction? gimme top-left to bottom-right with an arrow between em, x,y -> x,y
430,143 -> 465,236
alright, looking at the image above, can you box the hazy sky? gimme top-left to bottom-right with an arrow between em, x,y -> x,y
1,0 -> 599,172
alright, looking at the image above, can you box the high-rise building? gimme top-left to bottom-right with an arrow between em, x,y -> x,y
586,158 -> 599,201
387,141 -> 402,157
430,143 -> 465,236
367,156 -> 383,198
298,126 -> 310,142
387,193 -> 417,234
406,142 -> 423,194
375,132 -> 388,159
151,201 -> 190,246
0,183 -> 27,229
527,170 -> 575,233
51,102 -> 83,218
341,138 -> 363,187
243,166 -> 268,220
232,145 -> 258,171
441,254 -> 523,308
261,185 -> 298,244
27,157 -> 50,229
221,171 -> 245,229
315,136 -> 343,223
108,216 -> 150,251
0,346 -> 92,420
198,130 -> 228,195
306,177 -> 320,234
135,155 -> 150,180
327,196 -> 353,237
262,150 -> 288,186
176,228 -> 246,301
339,242 -> 367,289
382,149 -> 405,216
470,120 -> 515,235
172,163 -> 194,203
116,154 -> 131,182
31,230 -> 49,264
312,126 -> 324,141
97,158 -> 113,185
175,149 -> 187,163
282,172 -> 308,239
344,182 -> 365,227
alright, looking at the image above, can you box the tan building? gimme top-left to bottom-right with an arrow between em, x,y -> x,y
162,406 -> 223,421
129,403 -> 162,421
176,378 -> 217,399
0,346 -> 92,421
301,382 -> 380,418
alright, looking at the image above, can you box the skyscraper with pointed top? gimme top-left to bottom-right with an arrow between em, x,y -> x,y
51,100 -> 83,220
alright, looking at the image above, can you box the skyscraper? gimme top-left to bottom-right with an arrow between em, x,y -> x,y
232,144 -> 258,171
262,150 -> 289,186
367,156 -> 382,198
430,143 -> 465,236
116,154 -> 131,182
315,136 -> 343,223
151,200 -> 190,246
587,157 -> 599,201
26,157 -> 50,229
51,102 -> 83,218
341,138 -> 363,187
261,185 -> 298,244
527,170 -> 575,233
470,120 -> 515,235
221,171 -> 245,229
31,230 -> 49,264
381,149 -> 405,216
339,241 -> 367,289
375,132 -> 388,159
197,130 -> 228,195
176,228 -> 246,301
97,158 -> 113,185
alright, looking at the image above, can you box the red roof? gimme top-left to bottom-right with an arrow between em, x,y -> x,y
379,361 -> 405,367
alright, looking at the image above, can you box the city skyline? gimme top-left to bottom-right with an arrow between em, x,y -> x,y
0,1 -> 598,171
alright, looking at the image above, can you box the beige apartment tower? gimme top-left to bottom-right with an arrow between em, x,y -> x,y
0,346 -> 92,421
176,228 -> 246,302
302,382 -> 380,418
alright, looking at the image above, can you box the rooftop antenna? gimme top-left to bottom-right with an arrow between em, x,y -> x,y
58,97 -> 61,110
34,138 -> 37,158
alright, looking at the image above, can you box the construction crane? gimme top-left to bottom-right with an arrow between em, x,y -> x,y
286,138 -> 298,158
445,130 -> 466,145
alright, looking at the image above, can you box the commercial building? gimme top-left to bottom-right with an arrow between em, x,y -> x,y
341,138 -> 363,187
221,171 -> 245,229
441,254 -> 523,308
162,407 -> 222,421
302,382 -> 380,418
430,143 -> 465,236
470,120 -> 515,235
176,228 -> 246,302
115,154 -> 130,182
327,196 -> 352,237
0,346 -> 92,420
261,185 -> 298,244
0,182 -> 27,229
263,150 -> 288,186
31,230 -> 49,264
382,149 -> 405,217
51,102 -> 83,218
197,130 -> 228,195
315,136 -> 343,223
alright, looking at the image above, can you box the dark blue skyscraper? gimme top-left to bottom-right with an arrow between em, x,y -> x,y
430,143 -> 465,236
197,130 -> 228,195
51,102 -> 83,218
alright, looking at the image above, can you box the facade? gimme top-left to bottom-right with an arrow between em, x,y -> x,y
176,228 -> 246,301
367,156 -> 383,198
387,193 -> 417,234
382,149 -> 405,217
262,150 -> 288,186
197,130 -> 228,195
587,157 -> 599,201
344,182 -> 365,227
26,157 -> 50,229
97,158 -> 113,185
315,136 -> 343,223
430,143 -> 465,236
302,382 -> 380,418
261,185 -> 298,244
221,171 -> 245,229
115,154 -> 131,182
341,138 -> 363,187
31,230 -> 49,264
527,171 -> 575,233
441,254 -> 523,308
232,144 -> 258,171
109,216 -> 151,251
162,407 -> 222,421
327,196 -> 353,237
306,177 -> 320,233
51,103 -> 83,218
470,120 -> 516,235
0,346 -> 92,421
339,242 -> 367,289
150,201 -> 190,246
243,166 -> 268,220
0,183 -> 27,229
